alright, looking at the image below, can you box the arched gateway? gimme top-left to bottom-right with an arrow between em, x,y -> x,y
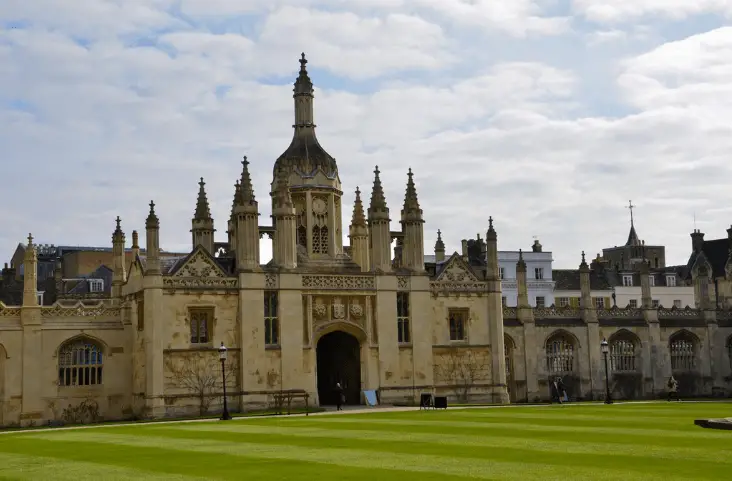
316,331 -> 361,406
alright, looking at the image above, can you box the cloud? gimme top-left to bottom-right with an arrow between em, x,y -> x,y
573,0 -> 732,23
1,1 -> 731,272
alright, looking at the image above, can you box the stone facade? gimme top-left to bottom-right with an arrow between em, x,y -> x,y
1,56 -> 731,427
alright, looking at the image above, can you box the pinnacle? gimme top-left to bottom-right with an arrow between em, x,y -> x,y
194,177 -> 212,221
402,167 -> 422,219
294,52 -> 313,96
368,166 -> 388,216
435,229 -> 445,251
238,156 -> 257,206
517,248 -> 526,270
351,186 -> 366,226
486,216 -> 497,241
580,250 -> 589,269
272,167 -> 293,209
113,216 -> 125,240
230,180 -> 241,219
146,200 -> 159,229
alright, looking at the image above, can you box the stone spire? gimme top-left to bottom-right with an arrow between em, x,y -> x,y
294,52 -> 314,99
145,201 -> 161,275
22,233 -> 38,307
272,167 -> 293,209
485,217 -> 499,280
131,230 -> 140,259
112,216 -> 126,299
368,166 -> 388,219
434,229 -> 445,262
194,177 -> 212,221
516,249 -> 529,308
349,187 -> 370,272
191,177 -> 215,253
227,181 -> 241,255
400,168 -> 425,271
368,166 -> 391,271
237,157 -> 257,207
271,167 -> 297,268
234,157 -> 260,270
579,251 -> 592,310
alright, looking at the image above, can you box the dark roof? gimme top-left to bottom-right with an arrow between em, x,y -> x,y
687,238 -> 730,278
67,265 -> 113,294
626,225 -> 641,246
274,131 -> 337,179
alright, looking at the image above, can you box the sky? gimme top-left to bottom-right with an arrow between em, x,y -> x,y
2,0 -> 732,269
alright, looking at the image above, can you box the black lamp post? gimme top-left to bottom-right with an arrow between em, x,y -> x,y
219,342 -> 232,420
600,338 -> 613,405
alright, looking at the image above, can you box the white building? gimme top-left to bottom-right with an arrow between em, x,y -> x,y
499,240 -> 555,307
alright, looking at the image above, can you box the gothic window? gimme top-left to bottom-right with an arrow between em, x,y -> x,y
58,338 -> 103,387
546,332 -> 575,374
504,335 -> 515,381
670,332 -> 697,372
190,308 -> 213,344
397,292 -> 410,344
312,226 -> 329,254
610,334 -> 637,372
297,226 -> 307,248
448,309 -> 468,341
264,291 -> 279,346
295,198 -> 307,248
311,196 -> 329,254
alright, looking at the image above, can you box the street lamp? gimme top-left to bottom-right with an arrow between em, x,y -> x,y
600,338 -> 613,405
218,342 -> 232,420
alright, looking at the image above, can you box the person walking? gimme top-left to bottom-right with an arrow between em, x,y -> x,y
667,376 -> 679,402
558,377 -> 568,403
335,382 -> 344,411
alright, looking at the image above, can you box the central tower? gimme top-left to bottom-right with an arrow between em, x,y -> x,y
271,53 -> 343,261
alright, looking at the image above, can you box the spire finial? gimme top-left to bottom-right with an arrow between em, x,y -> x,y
435,229 -> 445,251
582,250 -> 586,263
113,216 -> 124,238
402,167 -> 421,218
116,216 -> 121,229
238,156 -> 256,206
489,216 -> 494,229
300,52 -> 307,71
194,177 -> 212,220
146,200 -> 159,229
627,200 -> 635,227
27,233 -> 33,247
351,186 -> 366,226
368,165 -> 388,216
519,248 -> 523,259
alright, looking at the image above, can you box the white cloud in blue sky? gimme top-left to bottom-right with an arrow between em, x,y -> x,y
1,0 -> 731,267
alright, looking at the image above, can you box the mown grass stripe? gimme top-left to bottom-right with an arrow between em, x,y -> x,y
24,431 -> 707,481
309,416 -> 732,439
164,422 -> 732,464
0,452 -> 206,480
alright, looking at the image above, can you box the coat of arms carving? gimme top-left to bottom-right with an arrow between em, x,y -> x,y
332,297 -> 346,320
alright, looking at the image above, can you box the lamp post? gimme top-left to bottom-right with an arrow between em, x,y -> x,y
218,342 -> 232,420
600,338 -> 613,405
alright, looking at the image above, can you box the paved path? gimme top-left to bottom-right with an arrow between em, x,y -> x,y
0,399 -> 725,435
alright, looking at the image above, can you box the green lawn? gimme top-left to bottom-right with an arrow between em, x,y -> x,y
0,402 -> 730,480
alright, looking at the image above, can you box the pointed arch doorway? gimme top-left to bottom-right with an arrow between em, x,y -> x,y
316,330 -> 361,406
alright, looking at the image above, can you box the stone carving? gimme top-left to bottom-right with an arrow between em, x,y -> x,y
503,307 -> 517,319
302,275 -> 375,290
397,276 -> 410,290
41,302 -> 121,319
313,298 -> 328,319
429,282 -> 486,296
436,256 -> 479,283
658,306 -> 702,319
0,302 -> 21,317
349,299 -> 364,319
174,250 -> 225,278
163,277 -> 237,289
533,306 -> 581,319
716,309 -> 732,322
265,273 -> 277,289
596,307 -> 643,319
332,297 -> 346,320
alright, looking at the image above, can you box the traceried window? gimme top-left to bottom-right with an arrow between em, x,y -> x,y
504,336 -> 514,382
623,275 -> 633,287
448,309 -> 468,341
311,196 -> 329,254
190,308 -> 213,344
670,333 -> 697,372
610,337 -> 636,372
264,291 -> 279,346
397,292 -> 410,344
546,333 -> 575,374
58,339 -> 103,387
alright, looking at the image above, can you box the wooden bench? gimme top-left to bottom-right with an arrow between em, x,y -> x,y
271,389 -> 310,416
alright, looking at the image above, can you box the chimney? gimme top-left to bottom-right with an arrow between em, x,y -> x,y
691,229 -> 705,253
532,239 -> 542,252
461,239 -> 468,259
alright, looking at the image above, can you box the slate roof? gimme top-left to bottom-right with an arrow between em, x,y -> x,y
552,269 -> 613,290
66,265 -> 113,294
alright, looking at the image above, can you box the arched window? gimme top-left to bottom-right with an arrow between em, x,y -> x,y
58,339 -> 103,386
546,332 -> 575,374
669,332 -> 697,372
610,332 -> 638,372
504,335 -> 515,381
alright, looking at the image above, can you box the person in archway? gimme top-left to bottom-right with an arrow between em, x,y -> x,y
667,376 -> 679,402
335,382 -> 344,411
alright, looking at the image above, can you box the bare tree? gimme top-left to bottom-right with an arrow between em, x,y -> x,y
165,351 -> 237,416
434,347 -> 490,403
